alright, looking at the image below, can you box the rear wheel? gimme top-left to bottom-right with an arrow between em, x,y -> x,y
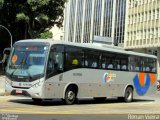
124,87 -> 133,102
64,87 -> 77,105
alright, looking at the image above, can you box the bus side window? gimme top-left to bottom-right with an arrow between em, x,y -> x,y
108,63 -> 113,69
84,50 -> 100,69
122,65 -> 127,70
65,46 -> 84,70
146,67 -> 150,72
85,60 -> 88,66
55,53 -> 63,70
135,67 -> 139,71
47,52 -> 55,71
102,63 -> 106,69
92,61 -> 97,68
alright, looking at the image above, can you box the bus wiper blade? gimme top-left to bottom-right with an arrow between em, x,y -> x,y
10,68 -> 18,78
26,70 -> 32,80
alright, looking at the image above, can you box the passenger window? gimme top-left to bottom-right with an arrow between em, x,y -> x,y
84,50 -> 100,68
65,46 -> 84,70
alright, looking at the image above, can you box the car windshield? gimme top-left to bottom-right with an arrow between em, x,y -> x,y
6,42 -> 49,80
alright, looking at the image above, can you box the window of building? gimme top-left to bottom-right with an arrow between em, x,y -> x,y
149,11 -> 151,20
141,13 -> 144,22
138,0 -> 141,5
130,41 -> 132,46
130,32 -> 132,41
148,29 -> 150,39
141,30 -> 143,40
128,32 -> 130,40
144,30 -> 146,39
144,12 -> 147,21
140,40 -> 142,45
136,40 -> 139,45
133,40 -> 135,46
143,39 -> 146,44
145,0 -> 148,4
137,30 -> 140,40
128,16 -> 130,24
131,15 -> 134,24
151,28 -> 154,39
156,9 -> 159,19
134,31 -> 136,40
156,28 -> 158,38
152,10 -> 155,20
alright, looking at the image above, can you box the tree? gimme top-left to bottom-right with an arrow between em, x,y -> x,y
0,0 -> 65,41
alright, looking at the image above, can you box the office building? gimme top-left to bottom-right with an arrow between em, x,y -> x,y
64,0 -> 126,45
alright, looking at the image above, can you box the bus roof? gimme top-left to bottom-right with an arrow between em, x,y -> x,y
15,39 -> 157,59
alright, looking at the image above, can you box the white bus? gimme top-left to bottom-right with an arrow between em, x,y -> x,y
5,39 -> 157,104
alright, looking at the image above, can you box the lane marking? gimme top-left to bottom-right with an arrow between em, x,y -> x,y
0,110 -> 78,114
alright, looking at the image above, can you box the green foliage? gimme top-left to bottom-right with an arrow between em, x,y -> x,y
0,0 -> 65,40
27,0 -> 49,11
0,0 -> 4,8
16,13 -> 29,22
39,31 -> 53,39
36,14 -> 49,25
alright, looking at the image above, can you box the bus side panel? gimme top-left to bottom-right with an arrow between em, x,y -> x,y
44,74 -> 65,99
43,69 -> 157,100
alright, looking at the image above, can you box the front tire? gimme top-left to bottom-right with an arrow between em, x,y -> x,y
64,87 -> 77,105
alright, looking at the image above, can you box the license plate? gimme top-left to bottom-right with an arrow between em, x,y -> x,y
16,90 -> 23,94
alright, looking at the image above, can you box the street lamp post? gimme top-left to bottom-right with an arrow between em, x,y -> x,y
0,25 -> 12,48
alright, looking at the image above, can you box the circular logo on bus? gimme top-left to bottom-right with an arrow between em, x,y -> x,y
12,54 -> 18,64
103,72 -> 111,83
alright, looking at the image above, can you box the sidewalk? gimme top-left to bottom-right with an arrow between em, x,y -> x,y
0,75 -> 6,96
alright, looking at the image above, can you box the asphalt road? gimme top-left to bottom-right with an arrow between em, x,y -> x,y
0,92 -> 160,120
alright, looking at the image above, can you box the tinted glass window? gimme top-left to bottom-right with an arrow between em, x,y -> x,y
65,46 -> 84,71
84,50 -> 100,68
47,45 -> 64,78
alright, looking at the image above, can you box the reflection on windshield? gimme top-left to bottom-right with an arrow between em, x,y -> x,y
6,44 -> 49,80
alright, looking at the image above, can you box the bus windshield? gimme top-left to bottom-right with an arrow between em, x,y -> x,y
6,42 -> 49,81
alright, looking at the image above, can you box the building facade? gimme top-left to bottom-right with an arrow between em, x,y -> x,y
124,0 -> 160,50
64,0 -> 126,45
124,0 -> 160,78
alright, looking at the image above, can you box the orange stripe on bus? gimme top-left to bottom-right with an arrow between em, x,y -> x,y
139,72 -> 145,86
149,73 -> 156,85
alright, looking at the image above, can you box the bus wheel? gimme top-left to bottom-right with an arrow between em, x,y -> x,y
32,98 -> 42,104
124,87 -> 133,102
64,87 -> 76,105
